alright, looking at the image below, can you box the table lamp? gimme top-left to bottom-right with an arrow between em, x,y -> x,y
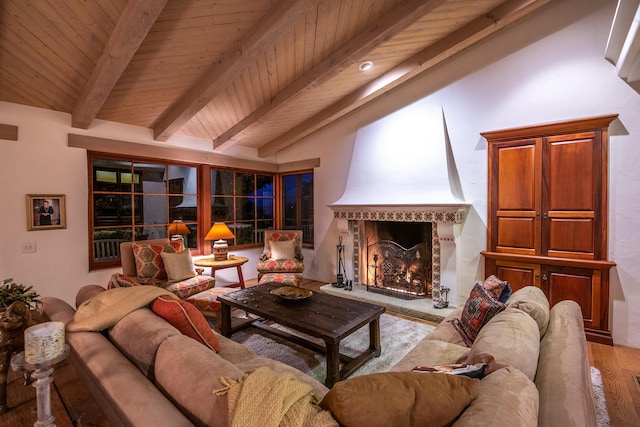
205,222 -> 235,260
168,220 -> 191,242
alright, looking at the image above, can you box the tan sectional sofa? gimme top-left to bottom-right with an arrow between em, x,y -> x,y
41,284 -> 597,426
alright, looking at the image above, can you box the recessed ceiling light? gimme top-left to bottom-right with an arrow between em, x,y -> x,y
359,60 -> 373,71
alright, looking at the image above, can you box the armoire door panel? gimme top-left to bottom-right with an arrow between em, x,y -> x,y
547,218 -> 595,257
545,268 -> 599,329
497,144 -> 538,211
496,262 -> 540,292
546,136 -> 595,212
496,217 -> 536,253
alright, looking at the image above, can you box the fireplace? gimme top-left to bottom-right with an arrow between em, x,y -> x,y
331,207 -> 465,305
327,103 -> 469,306
364,221 -> 432,299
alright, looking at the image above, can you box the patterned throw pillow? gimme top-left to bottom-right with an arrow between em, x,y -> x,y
481,275 -> 507,300
150,296 -> 220,353
452,283 -> 506,347
132,241 -> 183,279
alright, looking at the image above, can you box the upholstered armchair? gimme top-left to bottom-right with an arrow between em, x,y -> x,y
108,238 -> 233,322
257,230 -> 304,286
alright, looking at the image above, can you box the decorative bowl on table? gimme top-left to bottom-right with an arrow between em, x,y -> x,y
270,286 -> 312,301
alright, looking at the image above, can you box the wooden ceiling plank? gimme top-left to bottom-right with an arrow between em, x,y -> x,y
213,0 -> 446,150
71,0 -> 168,129
153,0 -> 320,142
258,0 -> 552,157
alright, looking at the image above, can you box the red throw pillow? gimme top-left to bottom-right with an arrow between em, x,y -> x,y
452,283 -> 506,347
150,296 -> 220,352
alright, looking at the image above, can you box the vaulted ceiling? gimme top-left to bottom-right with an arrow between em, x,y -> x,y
0,0 -> 552,157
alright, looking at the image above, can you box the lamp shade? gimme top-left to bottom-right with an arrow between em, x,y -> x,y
205,222 -> 235,260
205,222 -> 235,241
168,220 -> 190,236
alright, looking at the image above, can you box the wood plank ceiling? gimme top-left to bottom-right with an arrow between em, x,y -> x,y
0,0 -> 552,158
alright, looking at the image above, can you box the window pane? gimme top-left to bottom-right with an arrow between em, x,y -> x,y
256,198 -> 273,220
257,220 -> 274,243
211,197 -> 234,222
234,222 -> 254,245
94,194 -> 132,226
211,169 -> 234,196
168,166 -> 197,194
135,195 -> 167,225
134,162 -> 166,193
235,172 -> 254,196
256,175 -> 273,196
93,159 -> 132,192
236,197 -> 254,220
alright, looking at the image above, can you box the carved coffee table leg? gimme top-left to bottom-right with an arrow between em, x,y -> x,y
325,341 -> 341,388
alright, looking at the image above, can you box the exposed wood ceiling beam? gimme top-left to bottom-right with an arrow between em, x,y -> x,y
213,0 -> 447,151
71,0 -> 167,129
258,0 -> 553,157
152,0 -> 319,142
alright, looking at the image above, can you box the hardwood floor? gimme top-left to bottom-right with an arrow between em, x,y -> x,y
1,279 -> 638,426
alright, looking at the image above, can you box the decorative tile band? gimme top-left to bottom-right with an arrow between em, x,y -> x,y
333,209 -> 465,223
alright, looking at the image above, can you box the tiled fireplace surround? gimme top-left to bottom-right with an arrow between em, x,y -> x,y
332,206 -> 466,306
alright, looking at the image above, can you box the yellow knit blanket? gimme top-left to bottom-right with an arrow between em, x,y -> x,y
67,286 -> 177,332
215,367 -> 337,427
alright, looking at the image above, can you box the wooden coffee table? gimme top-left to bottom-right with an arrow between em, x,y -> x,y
217,283 -> 385,387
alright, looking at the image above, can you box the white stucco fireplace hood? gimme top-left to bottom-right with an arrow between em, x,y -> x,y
328,104 -> 469,306
329,105 -> 468,220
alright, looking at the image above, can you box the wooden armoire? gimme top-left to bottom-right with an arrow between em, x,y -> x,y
481,114 -> 617,344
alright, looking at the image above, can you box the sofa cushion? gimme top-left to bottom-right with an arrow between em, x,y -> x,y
320,372 -> 479,427
505,285 -> 550,336
154,335 -> 244,427
464,307 -> 540,381
150,296 -> 220,352
390,339 -> 471,372
452,283 -> 506,347
425,308 -> 467,346
109,308 -> 181,379
535,300 -> 598,427
132,241 -> 183,279
161,249 -> 196,282
452,367 -> 538,427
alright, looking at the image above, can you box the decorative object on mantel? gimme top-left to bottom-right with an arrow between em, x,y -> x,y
205,222 -> 235,260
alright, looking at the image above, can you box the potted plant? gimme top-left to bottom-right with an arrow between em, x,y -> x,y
0,278 -> 41,312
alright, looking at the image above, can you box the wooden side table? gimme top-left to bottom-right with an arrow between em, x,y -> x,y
193,256 -> 249,289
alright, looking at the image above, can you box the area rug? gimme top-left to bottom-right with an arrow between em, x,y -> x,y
228,313 -> 435,382
591,367 -> 610,427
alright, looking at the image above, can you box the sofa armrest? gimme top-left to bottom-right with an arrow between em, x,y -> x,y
535,300 -> 597,427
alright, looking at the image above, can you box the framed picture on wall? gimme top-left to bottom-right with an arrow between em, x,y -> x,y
27,194 -> 67,231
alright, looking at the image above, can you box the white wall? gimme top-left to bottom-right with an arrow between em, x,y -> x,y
0,103 -> 263,306
278,0 -> 640,348
2,0 -> 639,348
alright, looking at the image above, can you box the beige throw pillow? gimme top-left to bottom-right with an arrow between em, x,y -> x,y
161,249 -> 196,282
270,240 -> 296,260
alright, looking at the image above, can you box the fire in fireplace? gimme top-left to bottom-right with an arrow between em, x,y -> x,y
363,222 -> 432,299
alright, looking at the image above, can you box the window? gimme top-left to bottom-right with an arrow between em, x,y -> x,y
210,168 -> 275,246
91,155 -> 197,269
282,171 -> 314,245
